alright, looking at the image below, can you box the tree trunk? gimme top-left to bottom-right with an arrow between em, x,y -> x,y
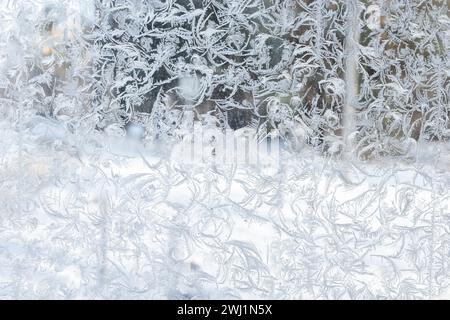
343,0 -> 361,155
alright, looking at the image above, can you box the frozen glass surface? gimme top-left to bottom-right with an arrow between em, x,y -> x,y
0,0 -> 449,299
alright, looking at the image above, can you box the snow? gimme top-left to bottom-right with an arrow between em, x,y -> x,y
1,119 -> 450,299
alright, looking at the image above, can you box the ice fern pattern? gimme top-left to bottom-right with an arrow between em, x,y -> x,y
0,0 -> 449,299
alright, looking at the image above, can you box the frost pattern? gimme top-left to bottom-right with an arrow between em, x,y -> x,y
0,0 -> 449,299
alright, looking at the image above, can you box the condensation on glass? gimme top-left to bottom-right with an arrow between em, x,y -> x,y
0,0 -> 449,299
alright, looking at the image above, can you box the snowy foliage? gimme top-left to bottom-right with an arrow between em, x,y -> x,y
0,0 -> 449,299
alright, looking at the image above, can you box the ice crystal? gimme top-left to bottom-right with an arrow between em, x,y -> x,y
0,0 -> 449,299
